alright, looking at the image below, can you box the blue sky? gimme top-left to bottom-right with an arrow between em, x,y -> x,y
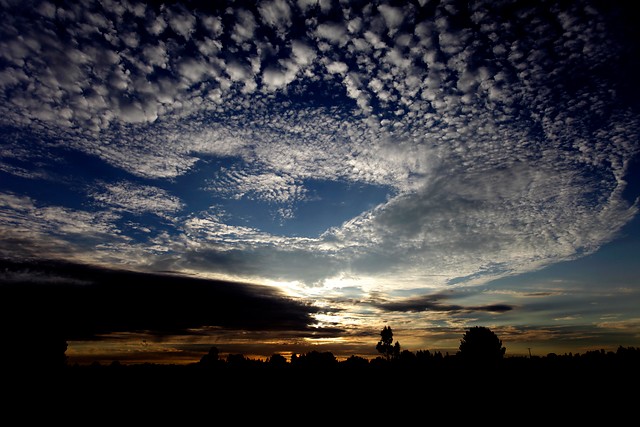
0,0 -> 638,363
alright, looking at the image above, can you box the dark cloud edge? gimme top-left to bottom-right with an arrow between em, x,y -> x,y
373,293 -> 515,314
0,258 -> 331,341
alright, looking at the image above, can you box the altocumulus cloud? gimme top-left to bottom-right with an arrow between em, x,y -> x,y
90,181 -> 185,218
0,0 -> 638,299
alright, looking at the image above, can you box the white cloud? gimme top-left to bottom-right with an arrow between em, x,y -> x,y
258,0 -> 292,35
142,43 -> 169,69
37,1 -> 56,19
231,9 -> 258,44
147,14 -> 168,36
315,22 -> 348,45
167,6 -> 197,39
0,192 -> 124,260
91,181 -> 184,217
377,4 -> 404,35
207,168 -> 308,204
0,0 -> 638,295
201,16 -> 223,37
0,192 -> 35,211
226,60 -> 253,82
297,0 -> 319,13
262,66 -> 296,91
347,17 -> 363,34
325,60 -> 348,75
291,40 -> 316,66
363,30 -> 386,50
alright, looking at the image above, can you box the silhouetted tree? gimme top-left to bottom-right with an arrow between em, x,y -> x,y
226,353 -> 247,367
292,350 -> 337,368
416,349 -> 432,360
268,353 -> 287,367
458,326 -> 506,365
199,346 -> 220,367
376,326 -> 401,361
399,349 -> 417,363
342,355 -> 369,369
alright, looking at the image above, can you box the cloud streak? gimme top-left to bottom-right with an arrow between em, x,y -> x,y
0,0 -> 638,306
374,293 -> 514,314
91,181 -> 184,217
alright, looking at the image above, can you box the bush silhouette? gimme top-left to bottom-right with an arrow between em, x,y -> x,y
458,326 -> 506,364
268,353 -> 287,367
199,346 -> 220,367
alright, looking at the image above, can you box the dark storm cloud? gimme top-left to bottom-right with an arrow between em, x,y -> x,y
0,259 -> 321,341
374,293 -> 513,314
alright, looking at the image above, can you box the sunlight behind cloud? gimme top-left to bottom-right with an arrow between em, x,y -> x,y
1,0 -> 639,362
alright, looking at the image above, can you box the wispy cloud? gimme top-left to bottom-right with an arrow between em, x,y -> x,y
91,181 -> 184,218
207,167 -> 308,205
0,0 -> 638,295
0,191 -> 124,261
374,293 -> 514,314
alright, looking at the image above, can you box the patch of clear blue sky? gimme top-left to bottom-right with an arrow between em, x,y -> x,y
0,145 -> 129,210
173,155 -> 395,238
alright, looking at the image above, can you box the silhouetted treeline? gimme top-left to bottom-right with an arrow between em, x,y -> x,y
5,325 -> 639,404
47,344 -> 639,374
6,325 -> 639,375
206,345 -> 640,371
5,330 -> 638,417
7,343 -> 639,414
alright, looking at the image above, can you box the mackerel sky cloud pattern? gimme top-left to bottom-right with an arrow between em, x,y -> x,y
0,0 -> 639,356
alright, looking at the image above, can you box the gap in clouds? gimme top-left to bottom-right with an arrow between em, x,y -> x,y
176,154 -> 396,238
622,154 -> 640,205
289,179 -> 395,237
211,178 -> 395,237
0,145 -> 133,210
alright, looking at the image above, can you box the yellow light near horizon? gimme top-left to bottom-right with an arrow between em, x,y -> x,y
302,336 -> 347,345
262,279 -> 311,298
312,312 -> 346,326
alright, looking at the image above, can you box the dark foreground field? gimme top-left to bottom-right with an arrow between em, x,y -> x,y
5,352 -> 637,421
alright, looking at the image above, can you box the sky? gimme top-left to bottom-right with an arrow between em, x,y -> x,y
1,0 -> 639,364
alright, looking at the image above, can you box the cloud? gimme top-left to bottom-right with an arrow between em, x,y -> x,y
377,4 -> 405,35
163,245 -> 343,286
324,155 -> 638,289
0,192 -> 127,262
0,192 -> 120,238
0,0 -> 638,296
90,181 -> 184,217
166,5 -> 196,39
315,21 -> 348,46
207,167 -> 307,204
231,8 -> 258,44
374,293 -> 514,314
0,259 -> 322,341
325,61 -> 348,75
291,40 -> 317,66
258,0 -> 292,36
262,65 -> 297,91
